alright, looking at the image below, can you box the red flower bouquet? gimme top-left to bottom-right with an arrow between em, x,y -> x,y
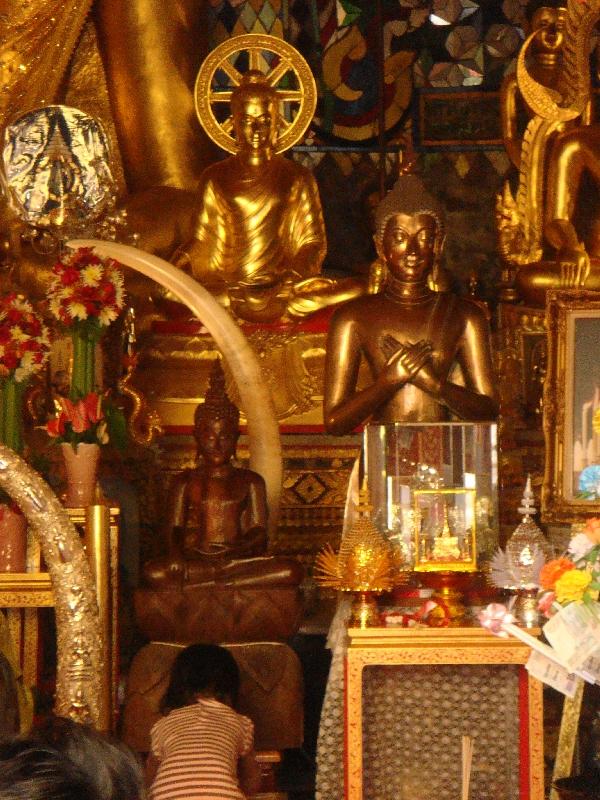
48,247 -> 125,330
48,247 -> 126,398
0,293 -> 50,384
0,293 -> 50,453
44,391 -> 127,450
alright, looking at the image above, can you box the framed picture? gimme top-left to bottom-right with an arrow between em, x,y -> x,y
543,290 -> 600,522
415,89 -> 503,148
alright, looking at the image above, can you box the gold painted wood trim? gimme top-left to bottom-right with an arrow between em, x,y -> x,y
0,574 -> 54,606
543,290 -> 600,522
345,627 -> 544,800
549,680 -> 585,800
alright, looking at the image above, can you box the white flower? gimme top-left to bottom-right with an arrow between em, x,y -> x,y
12,296 -> 32,312
67,302 -> 88,321
14,351 -> 35,383
81,265 -> 102,286
99,308 -> 118,326
568,532 -> 595,561
9,325 -> 27,343
49,296 -> 62,318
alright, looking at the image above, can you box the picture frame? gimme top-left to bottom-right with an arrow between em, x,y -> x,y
415,89 -> 503,148
542,290 -> 600,522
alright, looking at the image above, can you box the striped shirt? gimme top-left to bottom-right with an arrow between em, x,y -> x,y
150,698 -> 254,800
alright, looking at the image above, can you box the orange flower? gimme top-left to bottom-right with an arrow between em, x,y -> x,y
584,517 -> 600,545
539,557 -> 576,590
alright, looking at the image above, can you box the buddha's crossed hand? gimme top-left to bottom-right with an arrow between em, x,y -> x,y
381,334 -> 433,388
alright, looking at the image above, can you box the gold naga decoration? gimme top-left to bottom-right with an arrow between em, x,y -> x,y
314,486 -> 394,594
0,446 -> 105,727
194,33 -> 317,155
497,0 -> 600,267
117,308 -> 163,447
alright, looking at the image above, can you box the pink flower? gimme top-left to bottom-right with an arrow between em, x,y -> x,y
537,591 -> 556,619
478,603 -> 514,637
584,517 -> 600,544
568,532 -> 595,561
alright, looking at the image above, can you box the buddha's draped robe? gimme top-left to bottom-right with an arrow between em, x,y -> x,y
185,154 -> 326,286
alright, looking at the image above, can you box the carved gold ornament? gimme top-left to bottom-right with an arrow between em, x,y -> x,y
314,488 -> 394,593
194,33 -> 317,155
0,446 -> 104,727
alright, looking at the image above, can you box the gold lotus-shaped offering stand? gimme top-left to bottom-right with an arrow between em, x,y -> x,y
314,488 -> 393,628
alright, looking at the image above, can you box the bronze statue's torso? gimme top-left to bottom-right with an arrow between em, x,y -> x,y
333,292 -> 486,423
182,467 -> 257,552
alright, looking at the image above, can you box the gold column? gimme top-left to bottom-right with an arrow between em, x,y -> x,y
94,0 -> 216,191
84,504 -> 111,732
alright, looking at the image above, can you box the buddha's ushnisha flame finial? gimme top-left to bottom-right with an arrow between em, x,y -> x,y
194,359 -> 240,428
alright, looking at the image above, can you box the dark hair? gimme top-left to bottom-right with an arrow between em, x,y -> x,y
160,644 -> 240,713
0,739 -> 99,800
30,716 -> 144,800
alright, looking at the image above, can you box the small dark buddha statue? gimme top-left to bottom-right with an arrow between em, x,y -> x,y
142,361 -> 302,589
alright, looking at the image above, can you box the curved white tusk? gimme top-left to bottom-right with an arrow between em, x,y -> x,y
68,239 -> 282,531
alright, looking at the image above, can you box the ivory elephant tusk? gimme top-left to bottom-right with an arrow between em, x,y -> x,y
69,239 -> 283,532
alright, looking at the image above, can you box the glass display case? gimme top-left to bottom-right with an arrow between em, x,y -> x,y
364,422 -> 499,573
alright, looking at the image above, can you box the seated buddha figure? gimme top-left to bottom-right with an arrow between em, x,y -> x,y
142,362 -> 302,589
171,71 -> 363,323
504,2 -> 600,305
323,174 -> 498,434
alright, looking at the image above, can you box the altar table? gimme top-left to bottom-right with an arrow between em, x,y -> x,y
345,627 -> 544,800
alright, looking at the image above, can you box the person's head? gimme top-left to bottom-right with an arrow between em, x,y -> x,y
194,360 -> 240,465
374,174 -> 444,283
231,71 -> 279,160
29,716 -> 143,800
160,644 -> 241,713
0,739 -> 99,800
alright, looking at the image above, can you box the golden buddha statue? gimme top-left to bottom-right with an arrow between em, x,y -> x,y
142,361 -> 302,589
497,0 -> 600,305
500,4 -> 569,172
323,174 -> 498,435
168,43 -> 364,323
171,69 -> 325,322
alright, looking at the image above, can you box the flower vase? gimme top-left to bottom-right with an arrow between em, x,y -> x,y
61,442 -> 100,508
0,377 -> 25,454
0,505 -> 27,572
70,325 -> 100,398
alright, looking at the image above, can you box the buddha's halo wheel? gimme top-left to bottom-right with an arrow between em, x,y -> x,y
194,33 -> 317,155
